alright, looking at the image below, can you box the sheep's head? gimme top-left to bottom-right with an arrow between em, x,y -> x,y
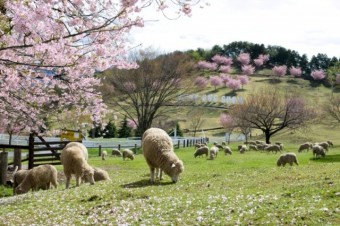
276,159 -> 282,167
15,185 -> 28,195
129,154 -> 135,160
168,160 -> 184,183
83,167 -> 95,185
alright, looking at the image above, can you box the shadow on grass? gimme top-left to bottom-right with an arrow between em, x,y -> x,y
286,79 -> 299,84
310,154 -> 340,163
120,179 -> 174,188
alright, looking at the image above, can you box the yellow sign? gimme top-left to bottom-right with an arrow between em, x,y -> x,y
60,129 -> 84,141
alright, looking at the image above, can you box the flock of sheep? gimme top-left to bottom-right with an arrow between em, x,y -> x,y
193,139 -> 334,167
8,127 -> 335,195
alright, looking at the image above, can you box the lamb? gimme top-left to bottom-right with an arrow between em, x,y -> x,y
209,146 -> 219,159
60,142 -> 94,189
298,142 -> 313,152
83,167 -> 111,182
101,150 -> 108,160
277,153 -> 299,167
15,164 -> 58,194
312,145 -> 326,158
111,148 -> 122,157
142,127 -> 184,183
264,144 -> 281,153
194,146 -> 209,158
122,149 -> 135,160
224,146 -> 232,155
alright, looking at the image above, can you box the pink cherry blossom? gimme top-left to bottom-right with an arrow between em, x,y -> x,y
289,66 -> 302,77
194,76 -> 208,88
272,65 -> 287,77
210,76 -> 223,89
241,65 -> 255,76
226,78 -> 241,90
237,53 -> 251,65
311,70 -> 326,80
212,55 -> 233,66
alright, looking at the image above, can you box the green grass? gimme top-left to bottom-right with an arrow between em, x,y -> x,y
1,143 -> 340,225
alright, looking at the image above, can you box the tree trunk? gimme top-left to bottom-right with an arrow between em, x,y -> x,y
264,130 -> 271,144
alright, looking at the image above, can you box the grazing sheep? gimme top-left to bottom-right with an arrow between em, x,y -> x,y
317,142 -> 329,152
122,149 -> 135,160
221,141 -> 226,146
194,146 -> 209,158
101,150 -> 108,160
264,144 -> 281,153
61,142 -> 94,189
298,142 -> 313,152
224,146 -> 232,155
111,148 -> 122,157
249,144 -> 258,151
12,168 -> 29,195
142,128 -> 184,183
83,167 -> 111,182
239,145 -> 248,154
244,141 -> 256,145
327,140 -> 333,147
15,164 -> 58,194
275,142 -> 284,150
194,143 -> 204,149
277,153 -> 299,167
64,142 -> 88,161
214,144 -> 224,151
209,146 -> 219,159
312,145 -> 326,158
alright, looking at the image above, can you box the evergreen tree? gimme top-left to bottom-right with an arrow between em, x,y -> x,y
118,117 -> 132,138
103,120 -> 117,138
88,125 -> 102,138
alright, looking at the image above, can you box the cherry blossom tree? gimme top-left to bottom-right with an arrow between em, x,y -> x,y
127,118 -> 138,130
238,75 -> 249,89
241,65 -> 255,76
210,75 -> 223,90
289,66 -> 302,77
219,113 -> 235,144
0,0 -> 202,134
219,65 -> 232,73
197,61 -> 218,71
226,78 -> 241,91
212,54 -> 233,66
272,65 -> 287,77
311,69 -> 326,80
237,53 -> 251,65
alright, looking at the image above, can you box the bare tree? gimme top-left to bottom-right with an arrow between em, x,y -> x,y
230,87 -> 316,143
102,51 -> 195,136
187,108 -> 205,137
325,96 -> 340,123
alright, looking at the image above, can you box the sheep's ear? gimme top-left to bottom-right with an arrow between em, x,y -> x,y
171,163 -> 176,168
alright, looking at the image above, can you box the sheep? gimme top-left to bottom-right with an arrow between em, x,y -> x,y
327,140 -> 333,147
275,142 -> 284,150
142,127 -> 184,183
221,141 -> 226,146
194,146 -> 209,158
312,145 -> 326,158
316,142 -> 329,152
194,143 -> 204,149
111,148 -> 122,157
83,167 -> 111,182
244,141 -> 256,145
101,150 -> 108,160
239,144 -> 248,154
224,146 -> 232,155
298,142 -> 313,152
64,142 -> 88,160
12,168 -> 29,195
264,144 -> 281,153
277,153 -> 299,167
249,144 -> 258,151
15,164 -> 58,194
209,146 -> 219,159
60,142 -> 94,189
122,149 -> 135,160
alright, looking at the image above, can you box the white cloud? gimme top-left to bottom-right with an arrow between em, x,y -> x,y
129,0 -> 340,58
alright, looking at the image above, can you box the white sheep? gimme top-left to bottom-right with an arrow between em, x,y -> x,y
142,128 -> 184,183
60,142 -> 94,189
83,167 -> 111,182
12,168 -> 29,195
224,146 -> 232,155
209,146 -> 219,159
64,142 -> 88,160
194,146 -> 209,158
298,142 -> 313,152
101,150 -> 108,160
312,145 -> 326,158
249,144 -> 258,151
239,144 -> 248,154
275,142 -> 284,150
15,164 -> 58,194
122,149 -> 135,160
277,153 -> 299,167
316,142 -> 329,152
111,148 -> 122,157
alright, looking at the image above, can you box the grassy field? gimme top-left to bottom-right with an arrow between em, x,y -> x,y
0,143 -> 339,225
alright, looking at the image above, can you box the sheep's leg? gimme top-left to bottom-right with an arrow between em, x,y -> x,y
76,175 -> 81,186
150,167 -> 155,183
159,169 -> 163,180
65,174 -> 71,189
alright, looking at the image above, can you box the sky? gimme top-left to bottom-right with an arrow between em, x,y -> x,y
130,0 -> 340,59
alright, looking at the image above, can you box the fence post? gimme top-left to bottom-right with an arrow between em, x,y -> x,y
98,145 -> 102,157
0,152 -> 8,185
118,144 -> 121,150
134,144 -> 137,154
28,133 -> 34,169
183,140 -> 185,148
14,149 -> 22,170
177,140 -> 180,149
